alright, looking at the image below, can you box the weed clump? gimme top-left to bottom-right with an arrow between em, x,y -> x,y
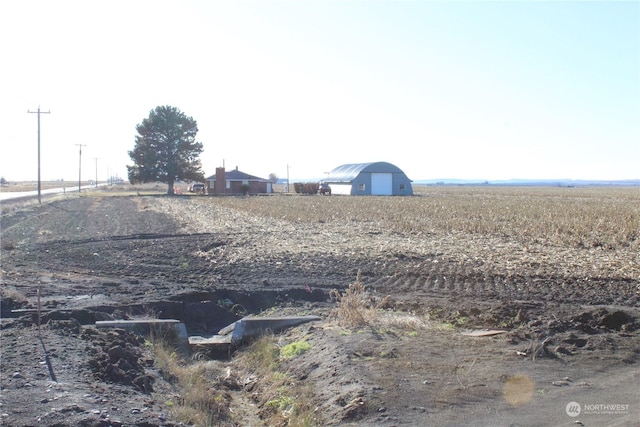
151,331 -> 233,426
235,334 -> 321,426
330,271 -> 389,328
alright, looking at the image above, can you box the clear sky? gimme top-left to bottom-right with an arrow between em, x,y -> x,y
1,0 -> 638,183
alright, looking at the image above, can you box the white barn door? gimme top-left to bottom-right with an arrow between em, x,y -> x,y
371,173 -> 392,195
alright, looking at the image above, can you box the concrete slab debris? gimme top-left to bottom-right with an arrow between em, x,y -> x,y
95,319 -> 188,342
228,315 -> 322,342
189,315 -> 322,355
188,335 -> 233,345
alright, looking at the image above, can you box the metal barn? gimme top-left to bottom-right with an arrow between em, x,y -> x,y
323,162 -> 413,196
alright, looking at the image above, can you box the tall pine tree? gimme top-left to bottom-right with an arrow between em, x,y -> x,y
127,106 -> 205,194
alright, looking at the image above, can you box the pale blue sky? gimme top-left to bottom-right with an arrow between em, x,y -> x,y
1,0 -> 638,183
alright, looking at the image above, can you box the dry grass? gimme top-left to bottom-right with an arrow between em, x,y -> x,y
374,311 -> 433,331
0,286 -> 29,304
151,332 -> 233,426
330,271 -> 391,328
0,181 -> 84,192
105,182 -> 167,194
234,334 -> 321,426
236,333 -> 281,374
330,271 -> 432,331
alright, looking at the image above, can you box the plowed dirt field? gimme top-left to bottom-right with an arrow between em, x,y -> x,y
1,188 -> 639,426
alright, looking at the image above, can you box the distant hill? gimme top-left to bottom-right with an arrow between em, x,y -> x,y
413,179 -> 640,187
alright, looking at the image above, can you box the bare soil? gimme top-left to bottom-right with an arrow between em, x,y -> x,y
1,193 -> 639,426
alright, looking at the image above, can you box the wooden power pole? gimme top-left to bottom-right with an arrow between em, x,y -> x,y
75,144 -> 87,193
27,107 -> 51,204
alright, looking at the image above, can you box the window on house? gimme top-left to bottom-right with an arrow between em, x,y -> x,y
399,184 -> 405,192
358,183 -> 365,191
226,181 -> 230,189
242,180 -> 249,185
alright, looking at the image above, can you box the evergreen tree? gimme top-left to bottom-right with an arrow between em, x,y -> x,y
127,106 -> 204,194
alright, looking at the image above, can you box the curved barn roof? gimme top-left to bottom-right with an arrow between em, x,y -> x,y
325,162 -> 407,182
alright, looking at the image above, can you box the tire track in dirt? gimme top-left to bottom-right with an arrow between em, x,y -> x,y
371,263 -> 638,307
0,209 -> 50,238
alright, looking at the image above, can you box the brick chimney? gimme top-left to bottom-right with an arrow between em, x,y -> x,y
215,167 -> 226,195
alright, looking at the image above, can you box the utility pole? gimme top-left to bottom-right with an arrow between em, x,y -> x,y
75,144 -> 87,193
93,157 -> 99,188
27,106 -> 51,204
286,164 -> 290,193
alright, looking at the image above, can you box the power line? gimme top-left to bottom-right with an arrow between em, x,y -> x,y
27,106 -> 51,204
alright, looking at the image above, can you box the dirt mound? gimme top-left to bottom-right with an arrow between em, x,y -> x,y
546,308 -> 639,335
85,328 -> 156,393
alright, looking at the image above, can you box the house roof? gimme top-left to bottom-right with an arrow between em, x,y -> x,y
207,169 -> 268,182
325,162 -> 407,183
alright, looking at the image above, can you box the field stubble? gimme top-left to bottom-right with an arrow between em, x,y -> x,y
162,186 -> 639,297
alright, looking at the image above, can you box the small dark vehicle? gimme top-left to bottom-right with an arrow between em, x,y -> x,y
318,183 -> 331,195
189,183 -> 206,194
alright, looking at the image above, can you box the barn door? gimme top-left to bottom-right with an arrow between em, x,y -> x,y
371,173 -> 392,195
